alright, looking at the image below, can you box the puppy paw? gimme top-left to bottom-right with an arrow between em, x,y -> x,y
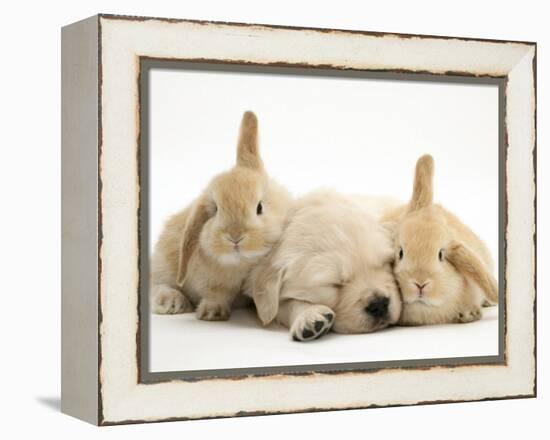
196,300 -> 231,321
290,305 -> 335,342
455,308 -> 482,323
152,286 -> 193,314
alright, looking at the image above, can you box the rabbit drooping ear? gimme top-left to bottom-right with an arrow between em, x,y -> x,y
236,111 -> 264,171
250,263 -> 284,325
176,199 -> 212,287
408,154 -> 434,212
446,241 -> 499,304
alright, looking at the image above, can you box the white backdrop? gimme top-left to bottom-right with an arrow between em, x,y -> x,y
1,0 -> 547,438
149,68 -> 499,264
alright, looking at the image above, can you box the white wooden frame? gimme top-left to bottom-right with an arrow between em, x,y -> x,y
61,14 -> 536,425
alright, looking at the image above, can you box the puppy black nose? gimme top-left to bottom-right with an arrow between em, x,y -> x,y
365,297 -> 389,318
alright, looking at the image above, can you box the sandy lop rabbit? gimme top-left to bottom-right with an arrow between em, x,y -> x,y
382,154 -> 498,325
151,111 -> 292,321
246,190 -> 402,341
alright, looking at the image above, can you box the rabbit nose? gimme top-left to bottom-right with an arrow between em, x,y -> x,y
228,235 -> 244,245
365,297 -> 389,318
414,282 -> 429,293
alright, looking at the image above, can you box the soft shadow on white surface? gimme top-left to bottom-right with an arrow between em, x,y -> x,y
35,397 -> 61,412
150,307 -> 498,372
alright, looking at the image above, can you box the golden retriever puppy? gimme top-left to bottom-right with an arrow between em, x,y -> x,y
246,190 -> 402,341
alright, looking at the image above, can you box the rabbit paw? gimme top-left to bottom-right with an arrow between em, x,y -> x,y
196,300 -> 231,321
152,286 -> 193,314
290,305 -> 335,342
456,308 -> 482,323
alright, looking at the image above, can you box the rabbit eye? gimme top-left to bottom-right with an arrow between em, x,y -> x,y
438,249 -> 444,261
398,247 -> 404,260
256,201 -> 263,215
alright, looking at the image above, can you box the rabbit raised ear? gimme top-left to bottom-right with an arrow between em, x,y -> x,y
408,154 -> 434,212
250,263 -> 284,325
176,198 -> 212,287
236,111 -> 264,171
446,241 -> 498,304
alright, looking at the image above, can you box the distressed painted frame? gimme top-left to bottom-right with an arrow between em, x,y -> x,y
61,14 -> 536,425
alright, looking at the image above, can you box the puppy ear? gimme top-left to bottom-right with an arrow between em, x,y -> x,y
176,198 -> 212,287
446,241 -> 498,304
251,262 -> 283,325
236,111 -> 264,171
408,154 -> 434,212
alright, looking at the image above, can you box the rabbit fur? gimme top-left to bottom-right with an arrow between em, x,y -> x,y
150,111 -> 292,321
380,155 -> 498,325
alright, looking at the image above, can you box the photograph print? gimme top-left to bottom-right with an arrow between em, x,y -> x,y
142,62 -> 502,377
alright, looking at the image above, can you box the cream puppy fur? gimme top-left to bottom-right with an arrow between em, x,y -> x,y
150,112 -> 292,321
246,190 -> 402,341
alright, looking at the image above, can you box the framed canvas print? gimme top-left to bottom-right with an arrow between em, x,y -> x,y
61,14 -> 537,425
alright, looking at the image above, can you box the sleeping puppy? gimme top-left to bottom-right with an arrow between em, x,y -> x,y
245,190 -> 402,341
